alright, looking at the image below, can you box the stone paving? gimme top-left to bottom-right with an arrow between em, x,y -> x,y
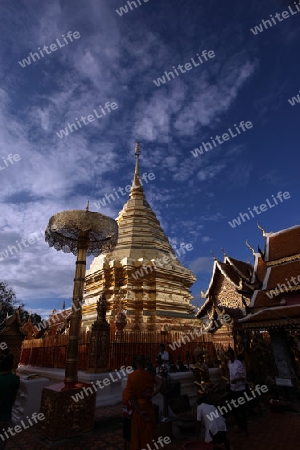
3,403 -> 300,450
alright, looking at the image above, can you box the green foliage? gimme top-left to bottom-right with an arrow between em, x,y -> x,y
0,281 -> 20,323
0,282 -> 42,325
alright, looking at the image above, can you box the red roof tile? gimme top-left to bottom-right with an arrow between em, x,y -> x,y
266,225 -> 300,261
266,260 -> 300,290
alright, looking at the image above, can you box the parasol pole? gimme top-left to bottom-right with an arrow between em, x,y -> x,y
65,231 -> 88,383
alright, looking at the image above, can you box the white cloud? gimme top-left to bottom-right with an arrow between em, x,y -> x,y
189,257 -> 213,274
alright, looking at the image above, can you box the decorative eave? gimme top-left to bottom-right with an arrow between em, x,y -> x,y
224,255 -> 253,282
265,253 -> 300,267
200,259 -> 219,299
216,260 -> 243,289
236,304 -> 300,330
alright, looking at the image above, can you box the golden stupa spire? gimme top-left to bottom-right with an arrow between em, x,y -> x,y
130,141 -> 145,199
135,141 -> 140,173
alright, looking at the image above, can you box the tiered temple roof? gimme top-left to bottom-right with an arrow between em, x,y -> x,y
239,224 -> 300,328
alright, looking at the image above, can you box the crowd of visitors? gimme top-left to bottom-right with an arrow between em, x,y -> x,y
0,343 -> 267,450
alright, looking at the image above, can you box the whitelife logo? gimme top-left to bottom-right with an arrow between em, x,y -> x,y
169,313 -> 231,351
93,172 -> 155,209
18,31 -> 81,68
191,121 -> 253,157
55,101 -> 118,139
250,2 -> 300,35
116,0 -> 150,16
0,341 -> 8,350
288,90 -> 300,106
0,153 -> 21,171
0,413 -> 45,444
153,50 -> 215,87
131,244 -> 193,281
0,229 -> 45,262
71,366 -> 133,402
266,274 -> 300,299
142,436 -> 171,450
228,191 -> 291,228
206,385 -> 268,421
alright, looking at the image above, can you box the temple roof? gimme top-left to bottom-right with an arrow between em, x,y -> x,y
254,254 -> 267,283
196,256 -> 254,319
249,224 -> 300,310
237,304 -> 300,329
0,308 -> 27,336
264,260 -> 300,291
224,256 -> 253,281
200,257 -> 254,302
265,224 -> 300,262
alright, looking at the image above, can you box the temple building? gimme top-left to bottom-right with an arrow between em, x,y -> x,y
83,143 -> 198,334
196,251 -> 256,348
236,224 -> 300,387
197,224 -> 300,388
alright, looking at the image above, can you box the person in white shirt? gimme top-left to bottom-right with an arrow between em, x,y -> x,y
197,400 -> 230,450
226,347 -> 247,433
157,344 -> 169,369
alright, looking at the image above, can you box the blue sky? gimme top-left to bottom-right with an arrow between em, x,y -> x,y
0,0 -> 299,317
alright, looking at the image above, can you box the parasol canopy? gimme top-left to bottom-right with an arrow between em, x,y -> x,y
45,209 -> 118,256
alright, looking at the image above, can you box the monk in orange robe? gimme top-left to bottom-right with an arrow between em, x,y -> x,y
122,355 -> 162,450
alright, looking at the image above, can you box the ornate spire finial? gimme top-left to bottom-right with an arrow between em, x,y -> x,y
245,239 -> 255,254
257,221 -> 267,235
221,247 -> 227,258
210,250 -> 217,260
135,141 -> 140,157
130,142 -> 145,199
86,200 -> 89,211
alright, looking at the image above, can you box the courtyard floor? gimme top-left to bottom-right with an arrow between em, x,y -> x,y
4,403 -> 300,450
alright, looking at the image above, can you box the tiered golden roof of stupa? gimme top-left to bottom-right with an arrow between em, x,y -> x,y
83,143 -> 197,332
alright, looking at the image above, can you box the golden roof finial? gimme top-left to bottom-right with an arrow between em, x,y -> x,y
210,250 -> 217,260
86,200 -> 89,211
257,221 -> 267,235
245,239 -> 255,254
221,247 -> 227,257
200,289 -> 206,298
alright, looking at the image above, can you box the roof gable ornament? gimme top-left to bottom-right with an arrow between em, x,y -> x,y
258,245 -> 265,260
257,221 -> 268,236
245,239 -> 255,254
221,247 -> 227,261
200,289 -> 206,298
210,250 -> 217,260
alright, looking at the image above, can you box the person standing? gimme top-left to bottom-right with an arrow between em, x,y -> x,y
226,348 -> 248,433
122,354 -> 162,450
157,344 -> 169,370
0,349 -> 20,450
